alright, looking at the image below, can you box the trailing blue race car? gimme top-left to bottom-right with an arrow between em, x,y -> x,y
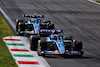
30,29 -> 84,57
16,14 -> 54,36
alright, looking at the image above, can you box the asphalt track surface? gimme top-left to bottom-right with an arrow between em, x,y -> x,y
0,0 -> 100,67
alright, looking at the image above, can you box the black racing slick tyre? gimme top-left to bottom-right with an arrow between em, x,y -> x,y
74,41 -> 82,51
48,24 -> 54,30
40,41 -> 47,51
17,22 -> 25,36
40,23 -> 47,29
37,40 -> 46,56
16,19 -> 24,32
74,41 -> 84,57
30,35 -> 40,51
19,22 -> 25,31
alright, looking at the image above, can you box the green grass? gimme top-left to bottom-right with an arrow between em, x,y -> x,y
0,16 -> 17,67
96,1 -> 100,3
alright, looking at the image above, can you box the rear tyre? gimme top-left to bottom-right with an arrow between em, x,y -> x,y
30,35 -> 40,51
40,23 -> 47,29
48,24 -> 54,30
19,22 -> 25,31
18,22 -> 25,36
16,19 -> 24,32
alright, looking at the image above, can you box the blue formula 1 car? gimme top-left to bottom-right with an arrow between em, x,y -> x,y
16,14 -> 54,36
30,30 -> 84,57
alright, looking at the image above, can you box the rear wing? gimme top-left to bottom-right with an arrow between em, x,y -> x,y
39,30 -> 63,34
39,30 -> 63,37
23,14 -> 44,18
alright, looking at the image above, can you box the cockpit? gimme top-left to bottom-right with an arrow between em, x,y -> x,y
29,18 -> 42,24
30,18 -> 36,23
53,36 -> 57,40
52,35 -> 63,40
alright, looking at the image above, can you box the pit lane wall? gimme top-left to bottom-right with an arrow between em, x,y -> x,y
3,36 -> 50,67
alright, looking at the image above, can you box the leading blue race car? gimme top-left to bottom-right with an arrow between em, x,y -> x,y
30,29 -> 84,57
16,14 -> 54,36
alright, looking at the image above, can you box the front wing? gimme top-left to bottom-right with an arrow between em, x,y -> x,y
40,50 -> 83,55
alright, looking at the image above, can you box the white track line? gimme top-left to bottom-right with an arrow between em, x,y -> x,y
0,7 -> 16,29
88,0 -> 100,5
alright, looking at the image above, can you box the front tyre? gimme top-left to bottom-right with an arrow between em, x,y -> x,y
74,41 -> 83,51
37,40 -> 46,56
74,40 -> 84,57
